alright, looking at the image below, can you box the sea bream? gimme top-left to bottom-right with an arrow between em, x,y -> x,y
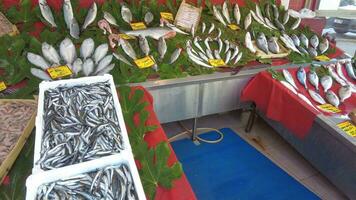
297,67 -> 307,89
256,32 -> 269,54
283,69 -> 298,90
320,75 -> 332,92
308,70 -> 319,92
308,89 -> 326,104
318,38 -> 329,54
267,37 -> 280,54
339,85 -> 352,102
299,34 -> 309,47
121,27 -> 177,40
326,90 -> 340,107
39,0 -> 57,27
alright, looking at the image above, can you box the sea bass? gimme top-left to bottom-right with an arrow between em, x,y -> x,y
122,27 -> 176,40
245,32 -> 256,53
338,85 -> 352,102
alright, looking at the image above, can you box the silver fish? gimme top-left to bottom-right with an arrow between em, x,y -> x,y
69,19 -> 80,39
282,11 -> 289,25
345,61 -> 356,80
326,90 -> 340,107
251,10 -> 270,29
144,12 -> 154,25
113,52 -> 132,66
327,64 -> 347,86
42,42 -> 60,64
272,4 -> 279,19
320,75 -> 332,92
82,58 -> 94,76
103,12 -> 118,27
72,58 -> 83,75
158,37 -> 167,60
297,67 -> 307,89
206,49 -> 214,59
338,85 -> 352,102
217,38 -> 223,53
256,32 -> 269,54
233,3 -> 241,25
264,17 -> 277,29
222,1 -> 231,24
291,34 -> 300,47
274,19 -> 285,31
308,70 -> 319,92
233,52 -> 243,64
268,37 -> 280,54
59,37 -> 76,64
291,17 -> 301,30
121,5 -> 132,24
122,27 -> 176,40
230,46 -> 239,60
94,43 -> 109,64
216,28 -> 222,39
118,39 -> 136,60
63,0 -> 79,39
224,40 -> 230,53
310,35 -> 319,49
169,48 -> 182,64
336,62 -> 349,84
298,93 -> 318,111
80,38 -> 95,60
208,23 -> 215,34
204,37 -> 212,52
27,53 -> 50,70
307,47 -> 318,57
82,2 -> 97,30
283,69 -> 298,90
95,54 -> 113,73
39,0 -> 57,27
193,36 -> 204,53
255,4 -> 264,22
297,46 -> 309,55
202,22 -> 206,33
31,68 -> 51,80
265,4 -> 272,20
187,47 -> 213,68
245,32 -> 256,53
213,49 -> 221,59
244,12 -> 252,30
138,35 -> 150,56
299,34 -> 309,47
225,50 -> 232,64
280,80 -> 297,94
213,5 -> 227,26
96,63 -> 115,75
198,51 -> 209,62
318,38 -> 329,54
308,89 -> 326,104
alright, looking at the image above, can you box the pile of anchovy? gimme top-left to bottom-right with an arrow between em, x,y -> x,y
36,164 -> 138,200
37,82 -> 124,170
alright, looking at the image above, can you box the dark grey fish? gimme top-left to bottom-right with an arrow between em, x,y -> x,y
291,34 -> 300,47
307,47 -> 318,57
267,37 -> 280,54
272,4 -> 279,19
274,19 -> 285,31
299,33 -> 309,48
310,35 -> 319,49
256,32 -> 269,54
318,38 -> 329,54
297,46 -> 308,55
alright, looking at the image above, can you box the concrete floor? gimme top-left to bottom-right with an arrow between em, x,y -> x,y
163,110 -> 348,200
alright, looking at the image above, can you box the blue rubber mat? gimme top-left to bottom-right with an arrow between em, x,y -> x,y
171,128 -> 319,200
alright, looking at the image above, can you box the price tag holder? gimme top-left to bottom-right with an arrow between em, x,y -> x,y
130,22 -> 147,30
160,12 -> 174,21
315,55 -> 330,62
174,0 -> 202,32
134,56 -> 155,69
208,59 -> 226,67
0,81 -> 7,92
337,121 -> 356,137
118,34 -> 136,40
47,65 -> 72,79
317,104 -> 341,113
228,24 -> 240,31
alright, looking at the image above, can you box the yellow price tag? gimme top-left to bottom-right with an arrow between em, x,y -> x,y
208,59 -> 226,67
337,121 -> 356,137
47,65 -> 72,79
118,34 -> 135,40
228,24 -> 240,31
0,81 -> 7,92
134,56 -> 155,69
160,12 -> 174,21
130,22 -> 147,30
315,55 -> 330,61
317,104 -> 341,113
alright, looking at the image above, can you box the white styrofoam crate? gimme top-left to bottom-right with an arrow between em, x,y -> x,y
33,74 -> 131,173
26,151 -> 146,200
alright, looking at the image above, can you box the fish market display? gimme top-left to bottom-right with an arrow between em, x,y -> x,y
36,164 -> 138,199
345,61 -> 356,80
37,82 -> 123,170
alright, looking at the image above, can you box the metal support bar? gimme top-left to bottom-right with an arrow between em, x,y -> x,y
191,117 -> 198,141
245,103 -> 256,133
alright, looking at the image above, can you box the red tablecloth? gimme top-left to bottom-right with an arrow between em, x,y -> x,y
241,65 -> 356,139
130,86 -> 197,200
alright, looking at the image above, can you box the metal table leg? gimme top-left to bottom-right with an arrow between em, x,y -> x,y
245,103 -> 256,133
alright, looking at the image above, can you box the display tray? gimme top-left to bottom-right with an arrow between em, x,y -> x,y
0,99 -> 36,183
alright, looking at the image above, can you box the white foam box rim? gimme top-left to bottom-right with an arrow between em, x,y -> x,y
33,74 -> 132,173
26,151 -> 146,200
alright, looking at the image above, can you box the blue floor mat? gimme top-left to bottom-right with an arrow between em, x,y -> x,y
171,128 -> 319,200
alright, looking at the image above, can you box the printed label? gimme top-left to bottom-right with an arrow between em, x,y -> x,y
160,12 -> 174,21
134,56 -> 155,69
130,22 -> 147,30
337,121 -> 356,137
0,81 -> 7,92
47,65 -> 72,79
208,59 -> 226,67
118,34 -> 136,40
228,24 -> 240,31
317,104 -> 341,113
315,55 -> 330,61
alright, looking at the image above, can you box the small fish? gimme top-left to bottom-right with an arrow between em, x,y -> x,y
31,68 -> 51,80
103,12 -> 118,27
72,58 -> 83,75
217,38 -> 223,53
138,35 -> 150,56
230,46 -> 239,61
216,28 -> 222,39
213,5 -> 227,26
318,38 -> 329,54
187,47 -> 213,68
121,5 -> 133,24
82,2 -> 97,30
98,19 -> 112,35
193,36 -> 204,53
280,35 -> 301,54
118,38 -> 136,60
233,4 -> 241,25
204,37 -> 212,52
27,53 -> 50,70
299,34 -> 309,48
291,34 -> 300,47
283,69 -> 298,90
282,11 -> 289,25
122,27 -> 177,40
224,40 -> 230,53
264,17 -> 277,29
308,89 -> 326,104
80,38 -> 95,60
213,49 -> 221,59
82,58 -> 94,76
59,37 -> 76,64
308,70 -> 319,92
265,4 -> 272,20
169,48 -> 182,64
158,37 -> 167,60
338,85 -> 352,102
280,80 -> 298,94
245,32 -> 256,53
206,49 -> 214,59
69,19 -> 80,39
256,32 -> 269,54
225,50 -> 232,64
198,51 -> 209,62
208,23 -> 215,34
42,42 -> 60,64
290,17 -> 301,30
244,13 -> 252,30
202,22 -> 206,33
268,37 -> 280,54
307,47 -> 318,57
39,0 -> 57,27
310,35 -> 319,49
297,67 -> 307,89
233,52 -> 243,64
272,4 -> 279,19
274,19 -> 285,31
336,62 -> 349,84
113,52 -> 132,66
190,25 -> 195,37
255,4 -> 264,22
95,54 -> 113,74
297,46 -> 309,55
93,43 -> 109,64
144,12 -> 154,25
298,93 -> 318,111
63,0 -> 79,39
251,10 -> 270,29
222,1 -> 231,24
345,61 -> 356,80
320,76 -> 332,92
326,64 -> 347,86
326,90 -> 340,107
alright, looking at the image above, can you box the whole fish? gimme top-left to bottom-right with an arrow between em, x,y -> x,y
169,48 -> 182,64
326,90 -> 340,107
298,93 -> 319,111
225,50 -> 232,64
290,17 -> 301,30
280,80 -> 297,94
224,40 -> 230,53
297,67 -> 308,89
27,53 -> 50,70
198,51 -> 209,62
217,38 -> 223,53
59,38 -> 76,64
121,27 -> 176,40
299,33 -> 309,48
204,37 -> 212,52
138,35 -> 150,56
308,70 -> 319,92
80,38 -> 95,60
320,75 -> 332,92
251,11 -> 271,29
202,22 -> 206,33
214,49 -> 221,59
118,39 -> 136,60
282,11 -> 289,24
63,0 -> 79,39
93,43 -> 109,64
274,19 -> 285,31
233,52 -> 243,64
144,12 -> 154,25
82,58 -> 94,76
268,37 -> 280,54
98,19 -> 112,35
72,58 -> 83,75
307,47 -> 318,57
345,61 -> 356,80
233,4 -> 241,25
187,47 -> 213,68
213,5 -> 227,26
31,68 -> 51,80
338,85 -> 352,102
158,37 -> 167,60
96,63 -> 115,75
297,46 -> 309,55
222,1 -> 231,24
230,46 -> 239,61
336,63 -> 356,92
245,32 -> 256,53
121,5 -> 132,24
82,2 -> 97,30
113,52 -> 133,66
206,49 -> 214,59
326,64 -> 347,86
283,33 -> 295,46
265,4 -> 272,20
280,35 -> 301,54
318,38 -> 329,54
164,22 -> 189,35
39,0 -> 57,27
95,54 -> 113,74
244,13 -> 252,30
291,34 -> 300,47
208,23 -> 215,34
216,28 -> 222,39
255,4 -> 264,22
283,69 -> 298,90
310,35 -> 319,49
256,32 -> 269,54
103,12 -> 118,27
272,4 -> 279,19
42,42 -> 60,64
264,17 -> 277,29
308,89 -> 326,104
193,36 -> 204,53
69,19 -> 80,39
